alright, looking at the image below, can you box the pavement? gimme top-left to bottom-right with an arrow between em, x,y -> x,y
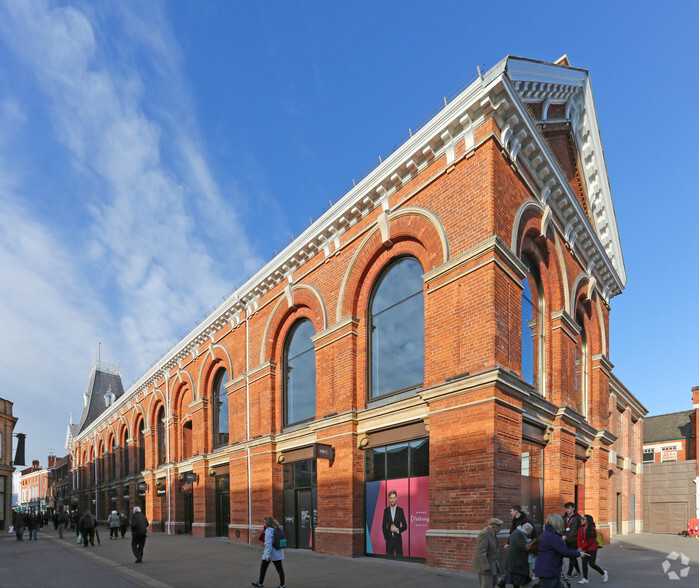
2,525 -> 699,587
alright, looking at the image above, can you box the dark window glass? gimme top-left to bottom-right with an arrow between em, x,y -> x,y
284,319 -> 316,425
365,446 -> 387,482
138,421 -> 145,471
294,459 -> 315,488
410,438 -> 430,477
157,407 -> 166,465
369,257 -> 424,398
122,435 -> 129,477
212,369 -> 229,449
521,276 -> 535,385
386,443 -> 410,479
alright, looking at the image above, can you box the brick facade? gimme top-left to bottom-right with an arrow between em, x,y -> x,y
66,56 -> 643,572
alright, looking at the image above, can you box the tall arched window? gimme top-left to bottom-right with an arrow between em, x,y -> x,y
369,256 -> 425,399
521,257 -> 545,394
284,319 -> 316,426
121,430 -> 129,477
138,420 -> 145,472
157,406 -> 166,465
575,314 -> 588,417
212,369 -> 229,449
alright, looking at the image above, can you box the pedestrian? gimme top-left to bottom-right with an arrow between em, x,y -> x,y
576,515 -> 608,584
535,513 -> 587,588
72,509 -> 81,540
499,505 -> 535,586
474,517 -> 503,588
78,510 -> 95,547
131,506 -> 149,563
12,509 -> 26,541
58,508 -> 68,539
563,502 -> 583,578
108,510 -> 120,539
504,522 -> 533,588
119,512 -> 129,538
27,512 -> 38,541
251,516 -> 286,588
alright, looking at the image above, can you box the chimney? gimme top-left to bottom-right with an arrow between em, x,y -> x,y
47,455 -> 57,468
32,459 -> 40,471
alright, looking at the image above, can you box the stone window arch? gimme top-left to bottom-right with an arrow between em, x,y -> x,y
211,369 -> 229,449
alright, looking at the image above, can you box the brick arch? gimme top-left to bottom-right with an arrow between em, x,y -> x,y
571,274 -> 605,360
130,404 -> 146,434
105,429 -> 115,452
171,380 -> 193,420
196,343 -> 234,402
171,367 -> 197,400
146,388 -> 167,428
96,435 -> 105,458
116,417 -> 129,446
261,283 -> 328,364
337,210 -> 446,322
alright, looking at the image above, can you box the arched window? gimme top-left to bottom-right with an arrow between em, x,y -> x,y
368,257 -> 425,399
137,420 -> 145,472
212,369 -> 229,449
121,430 -> 129,477
521,257 -> 545,394
182,421 -> 193,460
157,406 -> 166,465
575,314 -> 588,417
283,319 -> 316,426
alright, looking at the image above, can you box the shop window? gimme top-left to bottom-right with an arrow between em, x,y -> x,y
212,369 -> 229,449
368,257 -> 424,399
284,319 -> 316,426
365,438 -> 429,559
521,257 -> 545,394
521,442 -> 544,533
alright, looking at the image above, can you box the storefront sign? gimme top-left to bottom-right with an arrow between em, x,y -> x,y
156,487 -> 166,497
314,443 -> 334,461
661,449 -> 678,462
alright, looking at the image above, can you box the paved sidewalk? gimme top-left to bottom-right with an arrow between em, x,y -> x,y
2,526 -> 699,587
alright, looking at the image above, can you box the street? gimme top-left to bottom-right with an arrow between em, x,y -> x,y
1,526 -> 698,587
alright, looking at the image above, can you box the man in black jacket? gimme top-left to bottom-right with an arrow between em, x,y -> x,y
78,511 -> 95,547
131,506 -> 149,563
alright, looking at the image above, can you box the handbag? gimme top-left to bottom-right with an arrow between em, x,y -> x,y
525,537 -> 540,555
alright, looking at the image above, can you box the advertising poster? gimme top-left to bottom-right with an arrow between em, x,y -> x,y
366,477 -> 428,558
408,476 -> 429,557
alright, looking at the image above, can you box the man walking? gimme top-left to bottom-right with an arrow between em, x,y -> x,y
474,518 -> 503,588
563,502 -> 583,578
131,506 -> 149,563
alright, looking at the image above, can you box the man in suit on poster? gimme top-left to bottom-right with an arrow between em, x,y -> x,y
382,489 -> 408,556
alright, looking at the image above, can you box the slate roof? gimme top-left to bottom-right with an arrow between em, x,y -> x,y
643,410 -> 695,444
74,368 -> 125,436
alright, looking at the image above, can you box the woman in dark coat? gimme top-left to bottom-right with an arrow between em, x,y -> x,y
534,514 -> 586,588
504,522 -> 533,587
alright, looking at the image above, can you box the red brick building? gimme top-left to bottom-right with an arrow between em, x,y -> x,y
642,388 -> 698,464
18,458 -> 54,514
66,55 -> 643,571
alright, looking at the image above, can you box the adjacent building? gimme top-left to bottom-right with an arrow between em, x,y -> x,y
65,55 -> 644,572
17,458 -> 54,514
0,398 -> 18,531
643,386 -> 698,533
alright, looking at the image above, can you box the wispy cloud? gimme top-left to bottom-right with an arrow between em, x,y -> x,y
0,0 -> 261,459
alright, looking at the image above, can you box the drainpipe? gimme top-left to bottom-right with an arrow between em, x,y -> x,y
165,370 -> 171,534
93,430 -> 98,516
246,310 -> 252,543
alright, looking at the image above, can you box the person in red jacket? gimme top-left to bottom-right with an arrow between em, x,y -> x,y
576,515 -> 608,584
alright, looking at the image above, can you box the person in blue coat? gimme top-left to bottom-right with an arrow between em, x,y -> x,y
534,514 -> 587,588
251,516 -> 285,588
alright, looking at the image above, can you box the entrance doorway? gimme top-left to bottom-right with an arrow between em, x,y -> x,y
282,459 -> 317,550
183,492 -> 193,534
215,474 -> 230,537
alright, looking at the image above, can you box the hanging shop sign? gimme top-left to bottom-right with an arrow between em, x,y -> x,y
314,443 -> 335,461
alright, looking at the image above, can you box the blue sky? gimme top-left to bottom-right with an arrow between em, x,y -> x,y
0,1 -> 696,465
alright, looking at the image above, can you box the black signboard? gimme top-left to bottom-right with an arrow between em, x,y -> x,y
314,443 -> 334,461
108,489 -> 117,497
184,472 -> 197,483
156,488 -> 166,497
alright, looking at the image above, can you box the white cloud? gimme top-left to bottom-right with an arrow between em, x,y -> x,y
0,0 -> 261,460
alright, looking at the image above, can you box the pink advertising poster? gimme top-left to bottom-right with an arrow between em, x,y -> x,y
408,476 -> 429,558
384,478 -> 410,556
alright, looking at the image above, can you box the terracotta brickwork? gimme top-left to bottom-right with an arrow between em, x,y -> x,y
66,56 -> 643,572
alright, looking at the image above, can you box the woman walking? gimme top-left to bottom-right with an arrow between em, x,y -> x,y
108,510 -> 120,539
251,516 -> 285,588
576,515 -> 608,584
535,514 -> 587,588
